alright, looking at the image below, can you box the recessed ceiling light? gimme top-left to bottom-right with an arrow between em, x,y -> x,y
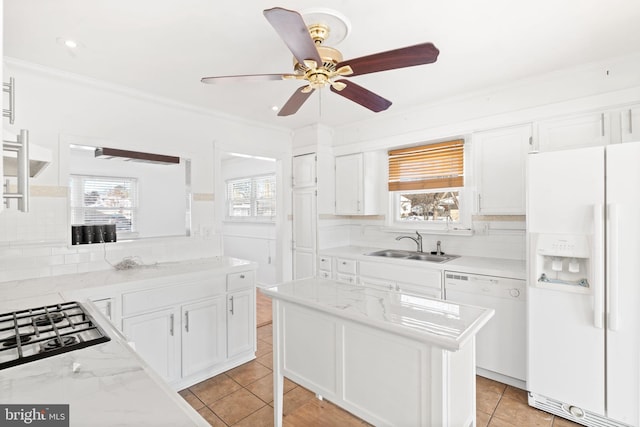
271,105 -> 279,112
56,37 -> 83,49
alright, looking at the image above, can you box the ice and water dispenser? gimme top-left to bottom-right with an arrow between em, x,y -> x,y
530,234 -> 591,293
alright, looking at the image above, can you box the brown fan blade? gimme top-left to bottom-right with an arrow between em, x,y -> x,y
278,86 -> 315,116
330,79 -> 392,113
264,7 -> 322,66
201,74 -> 296,84
337,42 -> 439,77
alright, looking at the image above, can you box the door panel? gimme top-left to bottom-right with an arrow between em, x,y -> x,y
292,189 -> 316,279
527,148 -> 605,414
604,141 -> 640,425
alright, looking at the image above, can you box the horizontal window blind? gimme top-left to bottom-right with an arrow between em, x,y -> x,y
70,175 -> 137,232
388,139 -> 464,191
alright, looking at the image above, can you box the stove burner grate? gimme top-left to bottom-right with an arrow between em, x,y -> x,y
0,301 -> 110,370
2,334 -> 32,347
33,312 -> 65,326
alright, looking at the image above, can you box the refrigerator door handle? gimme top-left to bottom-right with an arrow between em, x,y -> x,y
608,203 -> 620,331
593,204 -> 605,329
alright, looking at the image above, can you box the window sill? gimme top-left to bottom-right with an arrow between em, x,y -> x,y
223,218 -> 275,225
381,225 -> 473,236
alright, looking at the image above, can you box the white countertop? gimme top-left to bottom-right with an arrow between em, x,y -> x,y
0,256 -> 256,310
262,278 -> 495,351
319,246 -> 526,279
0,257 -> 256,427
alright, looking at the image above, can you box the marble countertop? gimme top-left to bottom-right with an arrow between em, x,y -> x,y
0,256 -> 256,309
262,278 -> 495,351
0,299 -> 208,427
0,257 -> 257,426
318,246 -> 526,279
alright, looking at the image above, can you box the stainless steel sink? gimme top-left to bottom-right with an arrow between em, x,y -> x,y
365,249 -> 459,263
365,249 -> 413,258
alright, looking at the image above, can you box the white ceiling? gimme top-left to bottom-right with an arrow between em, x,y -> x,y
5,0 -> 640,131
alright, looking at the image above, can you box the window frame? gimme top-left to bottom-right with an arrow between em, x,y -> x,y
69,174 -> 139,238
387,139 -> 472,232
225,173 -> 277,222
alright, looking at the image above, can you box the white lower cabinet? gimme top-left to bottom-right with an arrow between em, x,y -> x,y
121,269 -> 256,389
359,260 -> 442,298
181,297 -> 227,378
122,307 -> 180,383
227,288 -> 254,358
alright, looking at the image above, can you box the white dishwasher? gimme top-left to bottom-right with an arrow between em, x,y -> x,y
444,271 -> 526,388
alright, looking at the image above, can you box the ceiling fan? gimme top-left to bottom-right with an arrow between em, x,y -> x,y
201,7 -> 440,116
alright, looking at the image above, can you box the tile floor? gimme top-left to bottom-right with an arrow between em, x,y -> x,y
179,289 -> 581,427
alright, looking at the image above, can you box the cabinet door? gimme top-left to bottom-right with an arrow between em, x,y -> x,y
620,105 -> 640,143
227,289 -> 255,358
182,297 -> 227,378
397,282 -> 442,299
335,153 -> 363,214
474,124 -> 531,214
537,111 -> 609,152
293,153 -> 316,188
122,307 -> 180,383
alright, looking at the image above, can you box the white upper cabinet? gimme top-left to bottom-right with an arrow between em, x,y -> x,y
474,124 -> 532,215
536,111 -> 610,152
334,152 -> 383,215
292,153 -> 316,188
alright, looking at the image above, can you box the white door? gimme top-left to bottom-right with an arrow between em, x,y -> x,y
292,188 -> 316,279
227,288 -> 255,358
122,307 -> 180,383
604,141 -> 640,425
527,147 -> 606,414
335,153 -> 362,214
181,297 -> 226,378
292,153 -> 316,188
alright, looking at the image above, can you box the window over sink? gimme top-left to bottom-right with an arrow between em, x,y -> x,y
388,138 -> 471,230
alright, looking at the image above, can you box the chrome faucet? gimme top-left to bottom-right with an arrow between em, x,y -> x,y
396,231 -> 423,253
436,240 -> 443,255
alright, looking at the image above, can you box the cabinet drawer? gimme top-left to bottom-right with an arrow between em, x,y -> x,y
318,270 -> 332,279
227,270 -> 255,291
318,256 -> 332,272
336,258 -> 357,275
122,279 -> 225,317
336,273 -> 357,285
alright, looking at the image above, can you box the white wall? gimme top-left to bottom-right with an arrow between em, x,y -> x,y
0,58 -> 291,281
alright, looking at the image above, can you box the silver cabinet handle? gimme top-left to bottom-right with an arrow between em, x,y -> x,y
169,314 -> 174,336
106,300 -> 112,319
229,296 -> 235,315
184,310 -> 189,332
630,109 -> 634,134
240,274 -> 245,279
601,113 -> 605,137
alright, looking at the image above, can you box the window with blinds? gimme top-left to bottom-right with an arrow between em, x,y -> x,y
388,139 -> 464,191
388,139 -> 465,224
226,174 -> 276,219
69,175 -> 137,232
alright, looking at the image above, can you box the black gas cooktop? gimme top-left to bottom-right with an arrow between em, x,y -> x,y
0,301 -> 111,370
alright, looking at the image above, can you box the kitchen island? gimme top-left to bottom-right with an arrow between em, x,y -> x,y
262,278 -> 495,427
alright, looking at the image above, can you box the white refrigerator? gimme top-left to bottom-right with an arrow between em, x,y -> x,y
527,141 -> 640,427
